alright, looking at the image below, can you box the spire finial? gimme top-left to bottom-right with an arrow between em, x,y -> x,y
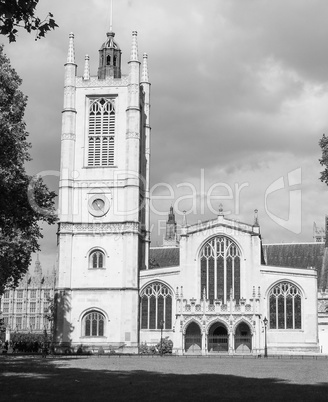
109,0 -> 113,32
130,31 -> 139,61
254,209 -> 259,227
67,32 -> 75,64
34,254 -> 42,276
218,203 -> 224,216
141,53 -> 149,82
182,210 -> 187,227
83,55 -> 90,80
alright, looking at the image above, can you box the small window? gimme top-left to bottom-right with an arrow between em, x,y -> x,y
3,303 -> 9,313
30,290 -> 37,298
83,311 -> 105,337
89,250 -> 105,269
30,302 -> 36,313
43,302 -> 49,313
16,302 -> 23,312
16,317 -> 22,330
4,290 -> 9,299
30,317 -> 36,330
17,290 -> 23,299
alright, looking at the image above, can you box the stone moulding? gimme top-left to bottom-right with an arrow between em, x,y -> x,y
75,75 -> 129,87
59,222 -> 140,234
128,83 -> 139,94
126,131 -> 140,139
61,133 -> 76,140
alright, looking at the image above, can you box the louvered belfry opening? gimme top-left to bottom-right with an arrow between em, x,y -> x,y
88,98 -> 115,167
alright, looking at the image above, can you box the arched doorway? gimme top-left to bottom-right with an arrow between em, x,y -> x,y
208,323 -> 229,352
185,322 -> 202,353
234,322 -> 252,353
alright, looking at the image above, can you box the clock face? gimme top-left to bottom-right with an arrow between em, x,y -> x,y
88,195 -> 110,217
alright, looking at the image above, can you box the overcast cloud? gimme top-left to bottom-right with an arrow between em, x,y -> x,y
3,0 -> 328,270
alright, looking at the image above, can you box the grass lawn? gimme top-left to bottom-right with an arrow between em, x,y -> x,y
0,355 -> 327,401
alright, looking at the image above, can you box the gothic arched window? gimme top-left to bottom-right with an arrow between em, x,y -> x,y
140,282 -> 173,330
88,98 -> 115,167
83,311 -> 105,337
89,250 -> 105,269
200,236 -> 241,304
269,282 -> 302,330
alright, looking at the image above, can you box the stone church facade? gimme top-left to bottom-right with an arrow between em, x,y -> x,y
55,27 -> 328,354
142,210 -> 323,355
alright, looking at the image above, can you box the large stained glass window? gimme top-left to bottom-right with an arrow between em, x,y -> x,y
269,282 -> 302,330
88,98 -> 115,167
140,282 -> 173,330
84,311 -> 105,337
200,236 -> 241,303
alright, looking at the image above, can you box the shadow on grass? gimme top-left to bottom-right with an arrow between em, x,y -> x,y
0,357 -> 327,401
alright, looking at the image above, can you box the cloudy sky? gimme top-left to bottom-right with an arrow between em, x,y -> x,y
3,0 -> 328,271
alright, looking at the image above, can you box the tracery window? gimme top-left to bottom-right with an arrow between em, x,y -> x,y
30,302 -> 36,313
17,290 -> 23,299
88,98 -> 115,167
200,236 -> 241,303
89,250 -> 105,269
140,282 -> 173,330
16,317 -> 22,330
269,282 -> 302,330
30,317 -> 36,330
83,311 -> 105,337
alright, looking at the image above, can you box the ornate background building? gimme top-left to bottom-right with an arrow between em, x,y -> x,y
0,256 -> 56,336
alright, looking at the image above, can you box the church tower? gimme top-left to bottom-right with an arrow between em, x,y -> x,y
163,206 -> 179,247
56,28 -> 151,352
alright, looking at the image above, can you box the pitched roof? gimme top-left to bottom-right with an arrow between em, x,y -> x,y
148,247 -> 180,269
263,243 -> 328,290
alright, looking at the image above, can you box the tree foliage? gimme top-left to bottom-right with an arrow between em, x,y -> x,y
0,0 -> 58,42
319,134 -> 328,185
0,45 -> 57,294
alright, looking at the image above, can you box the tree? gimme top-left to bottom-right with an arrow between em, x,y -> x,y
319,134 -> 328,185
44,295 -> 56,351
0,0 -> 57,42
0,45 -> 57,294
